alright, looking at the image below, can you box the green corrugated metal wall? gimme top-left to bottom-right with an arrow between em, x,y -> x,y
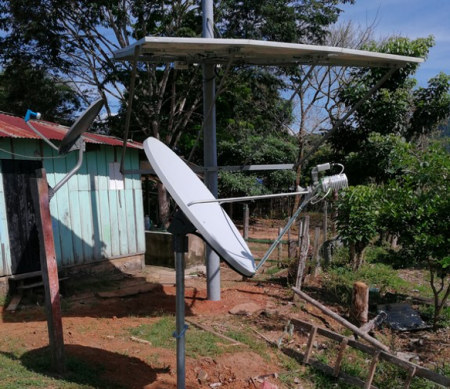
0,137 -> 145,275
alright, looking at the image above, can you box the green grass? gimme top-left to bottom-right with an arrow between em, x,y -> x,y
0,350 -> 123,389
129,316 -> 230,358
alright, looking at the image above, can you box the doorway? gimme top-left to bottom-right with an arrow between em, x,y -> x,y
1,159 -> 42,274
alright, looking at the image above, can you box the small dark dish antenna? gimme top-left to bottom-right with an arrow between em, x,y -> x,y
24,98 -> 104,199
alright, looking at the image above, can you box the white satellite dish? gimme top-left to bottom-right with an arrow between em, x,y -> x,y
144,137 -> 256,277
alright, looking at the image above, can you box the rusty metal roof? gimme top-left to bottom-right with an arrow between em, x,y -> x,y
0,112 -> 143,150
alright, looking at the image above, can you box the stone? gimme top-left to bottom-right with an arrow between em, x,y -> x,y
229,303 -> 263,316
197,369 -> 209,384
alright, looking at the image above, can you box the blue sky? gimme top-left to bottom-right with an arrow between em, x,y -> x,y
339,0 -> 450,86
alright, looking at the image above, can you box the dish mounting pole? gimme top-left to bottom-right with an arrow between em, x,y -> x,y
202,0 -> 221,301
167,210 -> 196,389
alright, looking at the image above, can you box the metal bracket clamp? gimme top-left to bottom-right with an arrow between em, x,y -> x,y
173,324 -> 189,339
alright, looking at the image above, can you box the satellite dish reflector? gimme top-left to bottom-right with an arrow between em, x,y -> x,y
59,98 -> 104,155
144,137 -> 256,277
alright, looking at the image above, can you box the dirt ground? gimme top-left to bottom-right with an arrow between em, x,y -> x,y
1,219 -> 449,389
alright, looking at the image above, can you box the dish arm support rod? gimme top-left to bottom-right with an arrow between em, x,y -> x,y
48,146 -> 84,201
298,66 -> 398,166
26,121 -> 59,151
255,190 -> 315,272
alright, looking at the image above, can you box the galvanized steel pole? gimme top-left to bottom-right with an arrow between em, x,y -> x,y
202,0 -> 221,301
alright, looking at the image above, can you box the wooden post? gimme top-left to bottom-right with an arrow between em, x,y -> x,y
403,366 -> 416,389
243,204 -> 249,240
277,227 -> 283,263
295,216 -> 309,293
351,282 -> 369,325
364,351 -> 380,389
333,338 -> 349,377
303,325 -> 317,364
323,200 -> 328,244
312,227 -> 321,277
31,169 -> 66,373
331,189 -> 338,235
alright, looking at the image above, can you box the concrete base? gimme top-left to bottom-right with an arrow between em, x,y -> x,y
145,231 -> 205,268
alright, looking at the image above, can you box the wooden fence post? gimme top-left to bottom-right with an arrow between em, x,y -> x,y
312,227 -> 321,277
278,227 -> 283,263
351,282 -> 369,325
243,204 -> 249,240
294,216 -> 310,293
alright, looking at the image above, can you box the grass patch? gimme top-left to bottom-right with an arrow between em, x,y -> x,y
129,316 -> 228,358
0,350 -> 122,389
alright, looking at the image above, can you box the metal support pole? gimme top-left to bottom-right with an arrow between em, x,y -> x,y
174,237 -> 187,389
31,169 -> 66,373
202,0 -> 220,301
168,211 -> 196,389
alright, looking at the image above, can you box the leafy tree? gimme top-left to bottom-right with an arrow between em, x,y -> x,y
335,185 -> 380,270
380,142 -> 450,329
331,36 -> 450,163
0,61 -> 80,125
0,0 -> 354,222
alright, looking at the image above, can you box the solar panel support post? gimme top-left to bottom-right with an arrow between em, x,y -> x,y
202,0 -> 221,301
168,211 -> 197,389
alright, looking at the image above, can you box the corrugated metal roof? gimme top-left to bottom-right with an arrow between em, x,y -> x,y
0,112 -> 143,150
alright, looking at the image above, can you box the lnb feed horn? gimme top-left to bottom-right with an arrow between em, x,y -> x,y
320,173 -> 348,192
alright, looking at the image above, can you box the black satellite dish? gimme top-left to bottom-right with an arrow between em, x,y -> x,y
59,99 -> 104,155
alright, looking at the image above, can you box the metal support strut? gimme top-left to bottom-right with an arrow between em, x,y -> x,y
167,210 -> 197,389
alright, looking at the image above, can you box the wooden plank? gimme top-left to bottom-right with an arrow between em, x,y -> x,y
17,277 -> 69,290
108,190 -> 121,257
292,288 -> 390,352
98,190 -> 112,257
292,318 -> 450,387
312,227 -> 321,277
31,168 -> 66,373
78,191 -> 94,262
129,149 -> 141,190
91,191 -> 103,260
303,325 -> 317,364
0,162 -> 12,276
123,145 -> 134,190
96,146 -> 108,191
86,151 -> 102,260
6,294 -> 22,311
364,351 -> 380,389
134,189 -> 146,253
117,190 -> 128,255
125,189 -> 137,254
54,158 -> 74,266
0,138 -> 13,160
333,338 -> 348,377
69,191 -> 84,264
76,149 -> 90,191
65,151 -> 79,192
